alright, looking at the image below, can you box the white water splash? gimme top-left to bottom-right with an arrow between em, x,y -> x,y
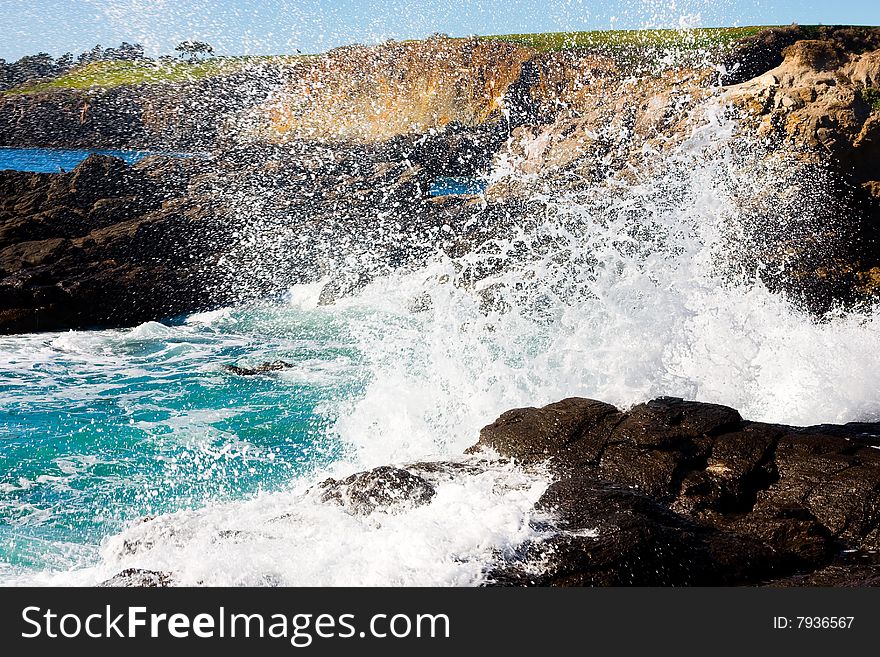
13,461 -> 551,586
6,96 -> 880,587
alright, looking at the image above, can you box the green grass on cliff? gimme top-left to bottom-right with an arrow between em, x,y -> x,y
4,56 -> 299,95
478,26 -> 779,52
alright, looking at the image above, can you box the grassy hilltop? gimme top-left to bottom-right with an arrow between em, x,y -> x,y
3,55 -> 305,96
478,25 -> 776,51
2,26 -> 798,96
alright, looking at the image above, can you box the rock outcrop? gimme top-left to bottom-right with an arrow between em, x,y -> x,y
0,138 -> 500,332
317,466 -> 437,516
725,38 -> 880,196
471,396 -> 880,585
0,153 -> 230,332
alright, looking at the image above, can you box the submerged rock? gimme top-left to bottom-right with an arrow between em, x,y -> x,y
318,465 -> 437,516
224,360 -> 294,376
99,568 -> 174,587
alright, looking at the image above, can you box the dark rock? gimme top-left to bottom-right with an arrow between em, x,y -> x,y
471,396 -> 880,584
609,397 -> 743,447
63,154 -> 138,206
0,237 -> 70,273
318,466 -> 436,516
467,397 -> 621,466
488,478 -> 778,586
99,568 -> 174,587
0,154 -> 229,333
224,360 -> 294,376
767,562 -> 880,587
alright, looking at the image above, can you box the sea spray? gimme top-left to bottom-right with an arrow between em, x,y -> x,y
3,76 -> 880,586
65,101 -> 880,585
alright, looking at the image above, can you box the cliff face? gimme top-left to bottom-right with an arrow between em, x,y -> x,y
0,61 -> 292,150
726,39 -> 880,194
256,38 -> 533,142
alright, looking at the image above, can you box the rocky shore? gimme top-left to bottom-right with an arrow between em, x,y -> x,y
3,27 -> 877,587
475,397 -> 880,585
102,396 -> 880,586
2,27 -> 880,332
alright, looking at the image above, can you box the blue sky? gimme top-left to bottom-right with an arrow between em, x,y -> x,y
1,0 -> 877,61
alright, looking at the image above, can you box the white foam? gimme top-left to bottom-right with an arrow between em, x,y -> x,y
325,107 -> 880,478
17,461 -> 551,586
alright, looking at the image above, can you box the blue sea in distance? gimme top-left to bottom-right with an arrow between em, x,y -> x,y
428,176 -> 488,196
0,147 -> 181,173
0,299 -> 366,576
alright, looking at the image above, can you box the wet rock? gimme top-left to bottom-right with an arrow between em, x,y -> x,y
318,466 -> 436,516
471,396 -> 880,584
224,360 -> 294,376
767,562 -> 880,587
467,397 -> 621,467
488,478 -> 777,586
99,568 -> 174,587
0,154 -> 227,333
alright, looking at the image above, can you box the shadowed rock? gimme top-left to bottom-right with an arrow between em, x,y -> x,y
488,478 -> 778,586
470,396 -> 880,585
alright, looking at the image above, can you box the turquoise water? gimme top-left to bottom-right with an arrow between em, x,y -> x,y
0,301 -> 365,575
0,147 -> 188,173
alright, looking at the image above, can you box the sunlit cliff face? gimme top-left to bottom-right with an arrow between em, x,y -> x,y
257,37 -> 533,142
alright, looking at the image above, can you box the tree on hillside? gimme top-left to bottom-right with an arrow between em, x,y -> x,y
174,41 -> 214,61
56,52 -> 74,69
0,43 -> 148,92
15,53 -> 57,78
77,44 -> 104,66
104,42 -> 145,61
0,52 -> 65,91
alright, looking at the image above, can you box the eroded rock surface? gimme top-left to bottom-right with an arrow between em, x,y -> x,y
473,396 -> 880,585
98,568 -> 174,587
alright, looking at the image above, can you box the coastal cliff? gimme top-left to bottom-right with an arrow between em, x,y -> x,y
1,26 -> 880,331
3,27 -> 880,589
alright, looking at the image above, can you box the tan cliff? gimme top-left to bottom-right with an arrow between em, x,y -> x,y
247,29 -> 880,307
255,37 -> 533,142
724,39 -> 880,196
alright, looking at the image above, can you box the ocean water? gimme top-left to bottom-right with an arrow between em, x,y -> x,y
0,147 -> 188,173
3,106 -> 880,586
428,176 -> 488,196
